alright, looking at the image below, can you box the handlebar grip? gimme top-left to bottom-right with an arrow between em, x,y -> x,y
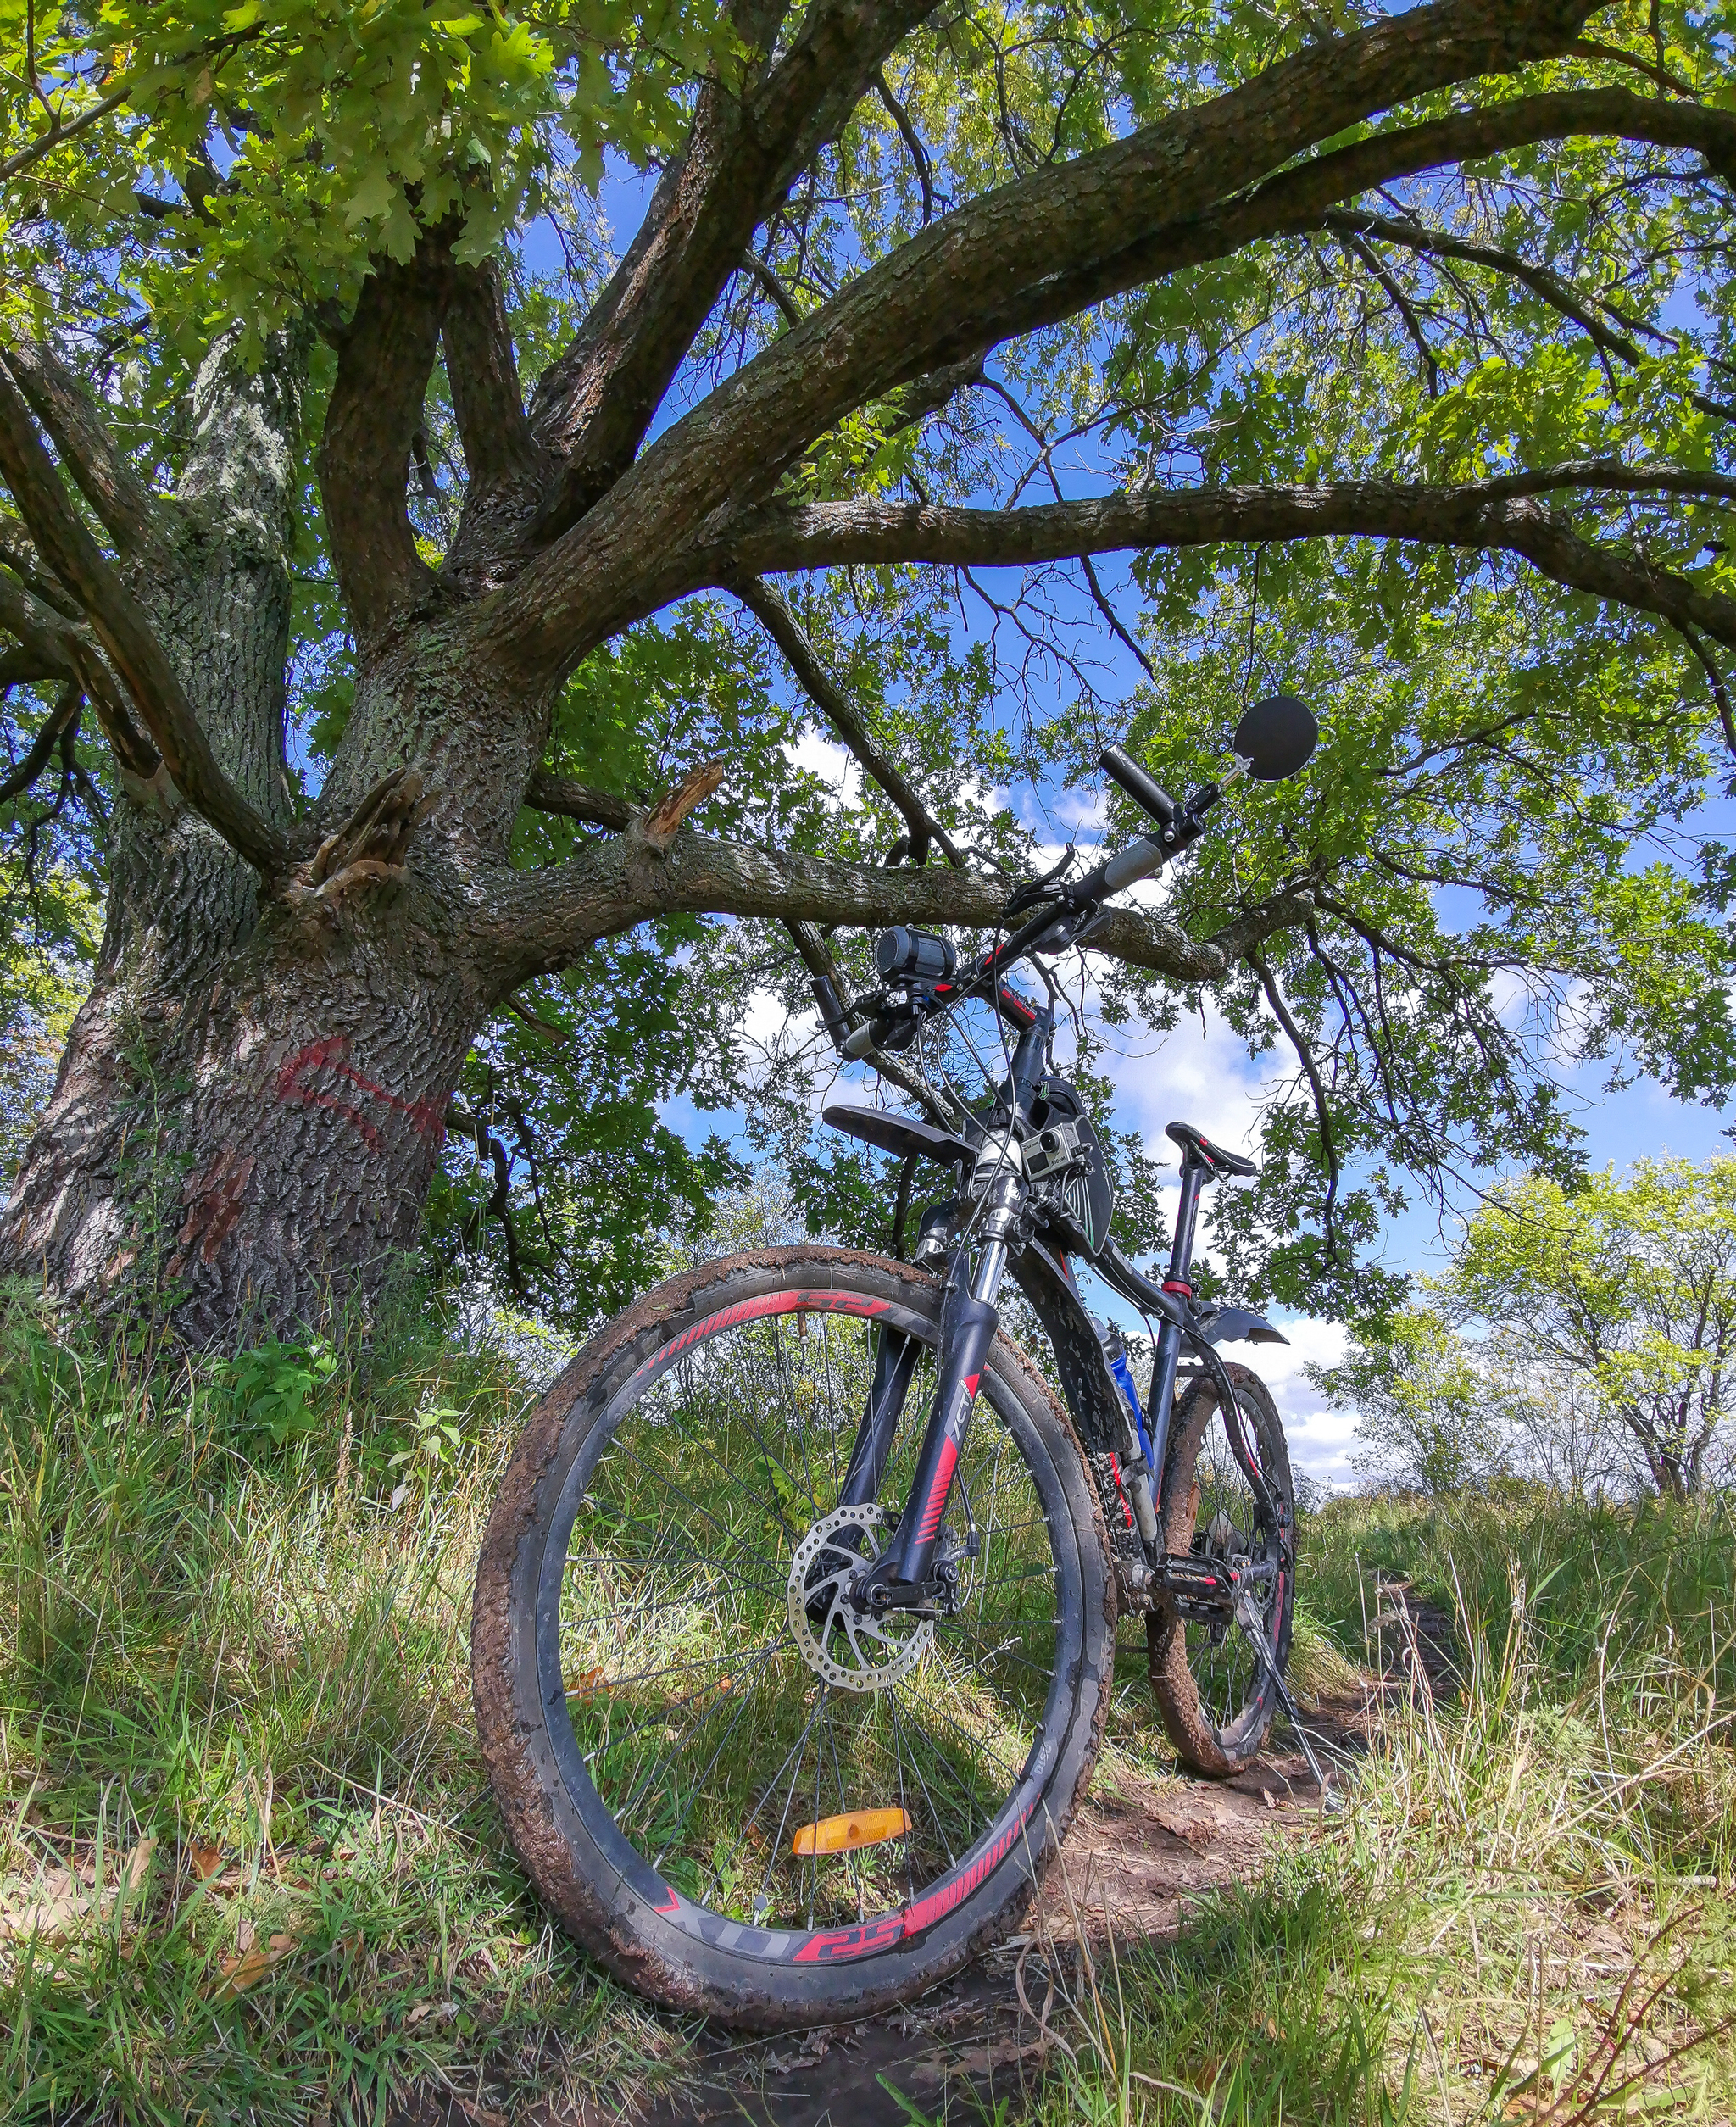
1100,746 -> 1177,829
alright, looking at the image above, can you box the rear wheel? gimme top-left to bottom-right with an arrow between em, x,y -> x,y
473,1247 -> 1111,2029
1146,1361 -> 1295,1777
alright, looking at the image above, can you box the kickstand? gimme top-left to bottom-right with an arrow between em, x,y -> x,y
1235,1588 -> 1338,1807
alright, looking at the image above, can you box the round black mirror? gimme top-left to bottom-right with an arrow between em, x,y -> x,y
1232,693 -> 1318,782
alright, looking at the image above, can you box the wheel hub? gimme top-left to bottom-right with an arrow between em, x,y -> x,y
787,1505 -> 933,1693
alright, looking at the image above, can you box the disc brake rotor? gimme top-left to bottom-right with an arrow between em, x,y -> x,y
787,1504 -> 933,1694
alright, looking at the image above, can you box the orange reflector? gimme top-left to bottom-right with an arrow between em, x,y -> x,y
791,1807 -> 911,1857
565,1666 -> 607,1698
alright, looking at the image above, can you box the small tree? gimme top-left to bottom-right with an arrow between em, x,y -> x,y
1445,1159 -> 1736,1500
1310,1305 -> 1506,1495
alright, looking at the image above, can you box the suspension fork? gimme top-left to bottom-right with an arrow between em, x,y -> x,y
859,1011 -> 1050,1604
838,1323 -> 924,1511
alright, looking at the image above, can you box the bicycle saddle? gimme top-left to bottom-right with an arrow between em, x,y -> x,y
1166,1120 -> 1257,1178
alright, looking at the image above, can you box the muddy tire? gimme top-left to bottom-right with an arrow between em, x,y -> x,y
473,1247 -> 1112,2030
1146,1362 -> 1295,1778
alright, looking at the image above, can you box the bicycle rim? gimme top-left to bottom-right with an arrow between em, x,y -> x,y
536,1282 -> 1079,1962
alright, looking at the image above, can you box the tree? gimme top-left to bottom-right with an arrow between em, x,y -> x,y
2,0 -> 1736,1345
1309,1305 -> 1507,1494
1444,1158 -> 1736,1499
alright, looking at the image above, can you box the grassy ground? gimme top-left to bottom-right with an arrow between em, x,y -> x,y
1024,1492 -> 1736,2126
1,1291 -> 1733,2124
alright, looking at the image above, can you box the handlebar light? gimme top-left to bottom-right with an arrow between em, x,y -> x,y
875,927 -> 957,988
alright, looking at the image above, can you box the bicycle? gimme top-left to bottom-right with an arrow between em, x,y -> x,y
472,694 -> 1321,2028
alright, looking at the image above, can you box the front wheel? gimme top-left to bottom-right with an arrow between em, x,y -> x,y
1147,1361 -> 1296,1777
472,1247 -> 1112,2030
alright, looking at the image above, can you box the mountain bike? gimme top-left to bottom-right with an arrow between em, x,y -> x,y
472,695 -> 1321,2029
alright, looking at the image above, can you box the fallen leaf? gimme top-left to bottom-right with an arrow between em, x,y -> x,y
0,1839 -> 154,1942
120,1839 -> 155,1894
189,1844 -> 224,1883
1154,1807 -> 1213,1852
216,1929 -> 299,1996
0,1869 -> 83,1942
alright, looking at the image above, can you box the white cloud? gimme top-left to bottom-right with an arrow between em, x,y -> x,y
1255,1314 -> 1357,1485
787,728 -> 862,805
1091,997 -> 1280,1178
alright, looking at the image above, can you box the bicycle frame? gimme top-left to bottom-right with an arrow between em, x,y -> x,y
831,990 -> 1286,1613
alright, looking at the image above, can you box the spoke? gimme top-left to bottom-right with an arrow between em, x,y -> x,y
650,1640 -> 783,1879
565,1636 -> 786,1704
887,1692 -> 998,1853
589,1654 -> 791,1825
887,1681 -> 956,1871
807,1685 -> 828,1929
600,1432 -> 789,1570
746,1687 -> 830,1921
772,1315 -> 826,1523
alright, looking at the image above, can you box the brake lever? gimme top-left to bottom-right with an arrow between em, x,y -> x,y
1003,845 -> 1076,920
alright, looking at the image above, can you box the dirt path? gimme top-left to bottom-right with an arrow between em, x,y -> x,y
614,1736 -> 1340,2127
396,1590 -> 1450,2127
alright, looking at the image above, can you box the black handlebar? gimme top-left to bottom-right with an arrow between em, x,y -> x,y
1099,745 -> 1177,828
824,745 -> 1225,1059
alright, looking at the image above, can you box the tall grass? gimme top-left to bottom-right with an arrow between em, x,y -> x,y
1010,1494 -> 1736,2124
3,1286 -> 1733,2124
0,1284 -> 686,2124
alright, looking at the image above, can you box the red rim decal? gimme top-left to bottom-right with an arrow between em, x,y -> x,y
618,1289 -> 894,1410
793,1914 -> 905,1964
901,1801 -> 1032,1937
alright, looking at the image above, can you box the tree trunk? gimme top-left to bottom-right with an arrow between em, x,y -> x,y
0,334 -> 496,1345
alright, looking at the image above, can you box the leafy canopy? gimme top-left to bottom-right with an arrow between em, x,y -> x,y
3,2 -> 1736,1329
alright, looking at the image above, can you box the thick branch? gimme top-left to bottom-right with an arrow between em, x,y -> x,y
525,768 -> 633,831
318,240 -> 453,646
526,0 -> 945,532
0,567 -> 78,680
485,828 -> 1250,993
5,342 -> 166,555
0,355 -> 288,870
442,259 -> 541,495
0,648 -> 59,689
490,2 -> 1653,669
720,465 -> 1736,651
732,576 -> 963,865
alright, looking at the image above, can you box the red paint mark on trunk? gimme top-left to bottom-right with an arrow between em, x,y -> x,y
275,1037 -> 445,1149
169,1146 -> 257,1274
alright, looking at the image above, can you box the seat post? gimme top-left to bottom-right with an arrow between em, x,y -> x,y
1142,1150 -> 1213,1512
1166,1155 -> 1210,1301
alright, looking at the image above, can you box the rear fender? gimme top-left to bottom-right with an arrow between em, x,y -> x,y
1008,1237 -> 1127,1456
1197,1306 -> 1288,1347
